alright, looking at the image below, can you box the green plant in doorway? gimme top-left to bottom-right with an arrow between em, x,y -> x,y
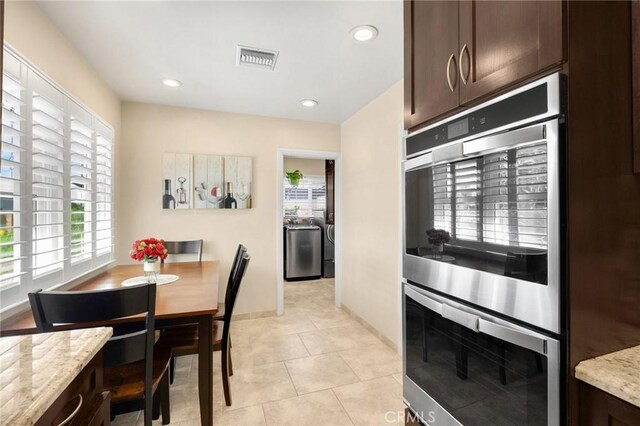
285,170 -> 303,186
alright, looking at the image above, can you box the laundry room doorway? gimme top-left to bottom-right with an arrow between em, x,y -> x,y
276,149 -> 341,315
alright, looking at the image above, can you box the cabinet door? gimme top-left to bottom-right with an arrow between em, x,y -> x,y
458,1 -> 563,105
404,0 -> 460,129
580,382 -> 640,425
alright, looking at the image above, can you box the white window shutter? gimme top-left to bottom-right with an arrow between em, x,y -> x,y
0,48 -> 115,310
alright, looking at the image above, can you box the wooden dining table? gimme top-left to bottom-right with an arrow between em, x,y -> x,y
0,261 -> 220,426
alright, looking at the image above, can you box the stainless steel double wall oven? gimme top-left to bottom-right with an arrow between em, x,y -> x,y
402,73 -> 565,426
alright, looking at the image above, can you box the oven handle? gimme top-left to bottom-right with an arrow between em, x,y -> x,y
405,284 -> 549,355
405,285 -> 442,315
405,286 -> 479,331
403,151 -> 433,172
462,122 -> 547,156
478,319 -> 547,355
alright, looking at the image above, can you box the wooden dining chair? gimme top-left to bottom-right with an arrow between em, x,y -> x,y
161,239 -> 203,263
28,284 -> 171,426
168,243 -> 247,384
215,244 -> 247,321
160,251 -> 251,406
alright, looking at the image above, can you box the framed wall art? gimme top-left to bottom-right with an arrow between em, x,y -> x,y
162,153 -> 252,209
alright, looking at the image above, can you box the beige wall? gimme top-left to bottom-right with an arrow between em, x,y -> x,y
119,102 -> 340,314
340,81 -> 403,347
283,158 -> 325,176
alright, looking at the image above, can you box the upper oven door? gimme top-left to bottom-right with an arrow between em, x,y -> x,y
403,119 -> 562,333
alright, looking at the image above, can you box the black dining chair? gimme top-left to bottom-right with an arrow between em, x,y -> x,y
28,284 -> 171,426
168,243 -> 247,384
160,251 -> 251,406
216,244 -> 247,321
161,239 -> 203,263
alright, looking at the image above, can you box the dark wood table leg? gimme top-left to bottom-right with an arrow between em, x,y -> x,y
198,314 -> 214,426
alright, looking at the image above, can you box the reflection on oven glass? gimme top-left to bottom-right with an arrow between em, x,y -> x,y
405,297 -> 548,425
405,142 -> 549,285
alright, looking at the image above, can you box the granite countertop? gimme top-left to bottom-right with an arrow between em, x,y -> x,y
0,327 -> 112,426
575,345 -> 640,408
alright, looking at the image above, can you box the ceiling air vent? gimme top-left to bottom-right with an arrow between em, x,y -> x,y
236,45 -> 279,71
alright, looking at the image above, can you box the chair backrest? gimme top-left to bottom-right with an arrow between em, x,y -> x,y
161,239 -> 203,263
222,252 -> 250,341
28,284 -> 157,371
224,244 -> 247,305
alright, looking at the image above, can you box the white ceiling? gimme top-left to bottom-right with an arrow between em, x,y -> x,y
36,1 -> 403,124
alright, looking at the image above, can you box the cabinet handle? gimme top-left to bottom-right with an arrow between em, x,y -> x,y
57,394 -> 83,426
459,44 -> 470,85
446,53 -> 456,92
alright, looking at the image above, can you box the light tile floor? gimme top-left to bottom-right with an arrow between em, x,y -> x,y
112,278 -> 405,425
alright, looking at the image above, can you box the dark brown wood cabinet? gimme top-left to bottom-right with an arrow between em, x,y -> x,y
404,0 -> 564,130
633,0 -> 640,173
458,1 -> 564,104
325,160 -> 335,224
404,1 -> 460,129
579,383 -> 640,426
36,351 -> 110,426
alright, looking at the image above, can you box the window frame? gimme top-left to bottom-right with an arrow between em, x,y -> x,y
283,174 -> 326,218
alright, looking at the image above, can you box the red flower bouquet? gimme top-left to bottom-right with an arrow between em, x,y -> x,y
129,237 -> 169,262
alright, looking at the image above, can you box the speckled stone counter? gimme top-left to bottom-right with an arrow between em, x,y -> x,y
0,327 -> 112,426
575,345 -> 640,408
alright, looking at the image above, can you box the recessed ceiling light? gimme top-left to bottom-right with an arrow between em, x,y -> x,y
300,99 -> 318,108
162,79 -> 182,87
351,25 -> 378,42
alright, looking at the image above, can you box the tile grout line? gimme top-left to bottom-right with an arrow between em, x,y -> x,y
293,332 -> 312,359
281,356 -> 303,396
297,330 -> 314,356
334,349 -> 364,384
330,387 -> 357,426
259,403 -> 268,426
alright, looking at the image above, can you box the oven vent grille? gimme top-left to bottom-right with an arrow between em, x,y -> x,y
236,46 -> 279,71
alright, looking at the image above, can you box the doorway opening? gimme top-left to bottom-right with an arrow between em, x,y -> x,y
276,149 -> 340,315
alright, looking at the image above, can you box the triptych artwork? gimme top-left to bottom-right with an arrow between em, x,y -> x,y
162,153 -> 252,209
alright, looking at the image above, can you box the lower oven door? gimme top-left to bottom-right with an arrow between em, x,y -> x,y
403,283 -> 560,426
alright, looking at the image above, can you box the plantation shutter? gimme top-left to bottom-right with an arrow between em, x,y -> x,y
31,73 -> 67,282
0,48 -> 115,310
95,122 -> 113,258
0,54 -> 28,300
69,101 -> 94,264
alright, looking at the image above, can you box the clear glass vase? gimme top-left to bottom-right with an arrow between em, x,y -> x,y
430,242 -> 444,260
143,259 -> 159,283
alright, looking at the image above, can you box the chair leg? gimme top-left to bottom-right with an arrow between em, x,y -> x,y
144,394 -> 152,426
221,342 -> 232,406
228,337 -> 233,377
152,390 -> 160,420
161,372 -> 171,425
169,356 -> 176,385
